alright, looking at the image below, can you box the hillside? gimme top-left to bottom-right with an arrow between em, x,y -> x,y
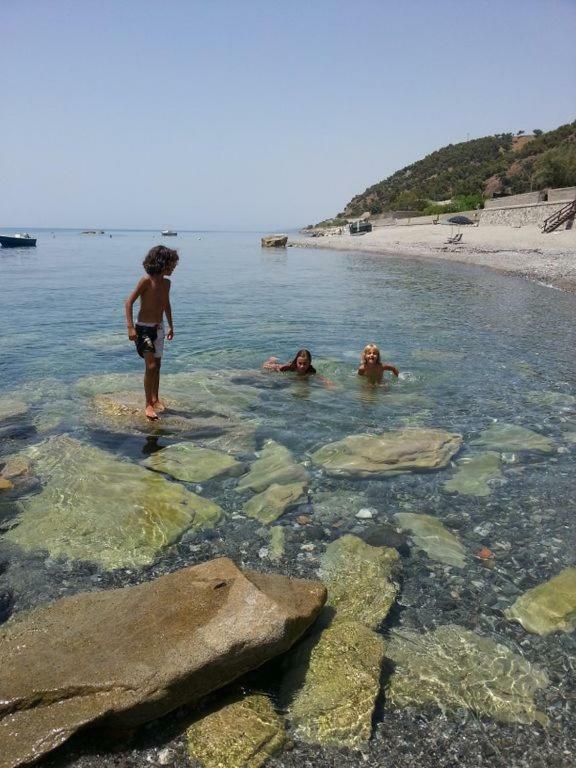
339,120 -> 576,219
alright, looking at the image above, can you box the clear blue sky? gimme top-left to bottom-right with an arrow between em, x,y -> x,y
2,0 -> 575,230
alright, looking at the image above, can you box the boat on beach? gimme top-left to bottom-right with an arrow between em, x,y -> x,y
0,233 -> 37,248
161,229 -> 178,236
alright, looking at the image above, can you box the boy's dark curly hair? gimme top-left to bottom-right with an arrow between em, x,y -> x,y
143,245 -> 179,275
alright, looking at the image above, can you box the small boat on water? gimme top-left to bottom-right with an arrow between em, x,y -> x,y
161,229 -> 177,236
0,233 -> 37,248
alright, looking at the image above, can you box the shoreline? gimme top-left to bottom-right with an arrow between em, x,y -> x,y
291,224 -> 576,293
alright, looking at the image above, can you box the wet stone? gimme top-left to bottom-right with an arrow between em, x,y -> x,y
471,423 -> 554,453
443,451 -> 502,497
386,624 -> 549,725
186,692 -> 287,768
142,443 -> 245,483
4,435 -> 223,569
0,397 -> 29,423
311,429 -> 462,478
236,440 -> 309,493
394,513 -> 467,568
505,567 -> 576,635
360,524 -> 410,556
284,619 -> 386,750
244,482 -> 307,525
319,534 -> 400,629
268,526 -> 286,561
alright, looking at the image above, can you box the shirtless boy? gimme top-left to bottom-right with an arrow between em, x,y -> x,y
125,245 -> 179,419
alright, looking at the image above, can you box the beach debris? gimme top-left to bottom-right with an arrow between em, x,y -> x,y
443,451 -> 502,496
142,443 -> 246,483
236,440 -> 309,493
320,534 -> 400,628
471,423 -> 553,453
186,691 -> 287,768
0,559 -> 326,768
386,624 -> 549,725
261,234 -> 288,247
394,512 -> 467,568
311,429 -> 462,478
243,482 -> 307,524
505,568 -> 576,635
4,435 -> 223,569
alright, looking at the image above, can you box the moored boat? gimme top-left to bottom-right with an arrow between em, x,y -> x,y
0,233 -> 37,248
161,229 -> 177,236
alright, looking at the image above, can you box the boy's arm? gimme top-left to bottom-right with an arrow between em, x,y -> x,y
124,277 -> 147,340
164,279 -> 174,340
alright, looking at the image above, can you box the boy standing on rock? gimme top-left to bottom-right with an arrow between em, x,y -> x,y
125,245 -> 179,420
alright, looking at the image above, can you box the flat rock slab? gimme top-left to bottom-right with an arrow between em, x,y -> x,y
394,513 -> 466,568
443,451 -> 502,496
386,624 -> 548,725
186,692 -> 286,768
0,558 -> 326,768
311,429 -> 462,478
236,440 -> 309,493
320,534 -> 400,628
505,568 -> 576,635
244,482 -> 307,524
284,620 -> 385,749
4,436 -> 223,569
471,423 -> 553,453
142,443 -> 245,483
0,397 -> 29,423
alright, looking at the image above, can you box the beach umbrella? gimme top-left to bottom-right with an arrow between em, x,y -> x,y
447,215 -> 475,225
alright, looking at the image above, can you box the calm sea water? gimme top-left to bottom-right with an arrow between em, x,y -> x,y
0,229 -> 575,765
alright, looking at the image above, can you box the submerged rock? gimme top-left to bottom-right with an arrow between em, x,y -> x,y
142,443 -> 245,483
284,620 -> 385,749
471,423 -> 553,453
525,390 -> 576,408
311,429 -> 462,478
394,512 -> 466,568
186,692 -> 286,768
320,534 -> 400,628
269,526 -> 286,561
386,624 -> 548,725
505,568 -> 576,635
236,440 -> 309,493
0,559 -> 326,768
244,482 -> 307,524
443,451 -> 502,496
4,436 -> 223,569
0,397 -> 29,423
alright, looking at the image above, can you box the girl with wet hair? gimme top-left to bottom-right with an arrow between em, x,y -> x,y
358,343 -> 399,383
263,348 -> 316,375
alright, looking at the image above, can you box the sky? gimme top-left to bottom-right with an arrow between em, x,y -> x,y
2,0 -> 575,230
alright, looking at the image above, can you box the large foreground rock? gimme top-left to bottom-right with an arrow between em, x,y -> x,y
4,436 -> 223,569
505,568 -> 576,635
311,429 -> 462,478
261,234 -> 288,247
0,558 -> 326,768
386,624 -> 548,725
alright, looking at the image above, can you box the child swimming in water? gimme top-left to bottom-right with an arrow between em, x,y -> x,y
263,348 -> 317,374
358,343 -> 399,384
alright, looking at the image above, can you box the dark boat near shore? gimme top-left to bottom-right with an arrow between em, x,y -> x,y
0,233 -> 37,248
161,229 -> 178,236
349,221 -> 372,235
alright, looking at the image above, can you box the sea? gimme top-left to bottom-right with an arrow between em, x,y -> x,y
0,228 -> 574,767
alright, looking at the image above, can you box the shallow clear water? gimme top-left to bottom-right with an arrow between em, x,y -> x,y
0,230 -> 575,766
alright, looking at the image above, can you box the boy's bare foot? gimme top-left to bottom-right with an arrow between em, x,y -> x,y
152,399 -> 166,412
145,405 -> 159,420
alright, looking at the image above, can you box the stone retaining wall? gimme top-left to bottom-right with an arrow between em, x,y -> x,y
484,191 -> 545,209
479,201 -> 569,228
547,186 -> 576,203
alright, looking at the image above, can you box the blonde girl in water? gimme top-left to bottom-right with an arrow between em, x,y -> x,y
358,343 -> 399,384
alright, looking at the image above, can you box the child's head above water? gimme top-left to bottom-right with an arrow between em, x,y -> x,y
361,343 -> 381,366
143,245 -> 179,276
287,348 -> 316,374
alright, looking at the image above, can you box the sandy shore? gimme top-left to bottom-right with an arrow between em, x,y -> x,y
292,224 -> 576,292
